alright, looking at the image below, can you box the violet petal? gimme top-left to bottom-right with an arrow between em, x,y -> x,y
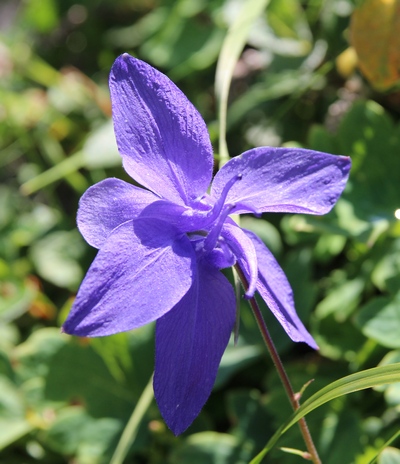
154,260 -> 236,435
239,229 -> 318,349
77,178 -> 159,249
62,218 -> 195,337
222,220 -> 258,298
109,54 -> 213,206
211,147 -> 351,215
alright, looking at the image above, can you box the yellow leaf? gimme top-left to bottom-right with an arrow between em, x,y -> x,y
350,0 -> 400,91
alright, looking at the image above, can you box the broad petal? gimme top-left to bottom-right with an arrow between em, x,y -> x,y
62,218 -> 195,337
240,229 -> 318,349
221,220 -> 258,298
211,147 -> 351,215
109,54 -> 214,206
78,178 -> 159,249
154,260 -> 236,435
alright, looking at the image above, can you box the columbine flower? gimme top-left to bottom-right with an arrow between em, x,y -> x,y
63,53 -> 351,435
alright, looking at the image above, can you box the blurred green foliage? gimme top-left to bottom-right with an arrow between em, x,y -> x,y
1,0 -> 400,462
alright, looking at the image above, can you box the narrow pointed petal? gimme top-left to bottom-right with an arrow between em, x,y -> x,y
77,178 -> 159,249
62,219 -> 195,337
240,229 -> 318,349
109,54 -> 213,206
154,260 -> 236,435
221,221 -> 258,298
211,147 -> 351,215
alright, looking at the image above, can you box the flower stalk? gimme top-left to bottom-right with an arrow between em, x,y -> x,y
234,264 -> 321,464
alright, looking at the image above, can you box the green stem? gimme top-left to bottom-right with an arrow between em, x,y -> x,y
368,429 -> 400,464
234,264 -> 321,464
20,151 -> 85,195
110,374 -> 154,464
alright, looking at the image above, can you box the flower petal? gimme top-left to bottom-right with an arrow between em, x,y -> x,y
109,54 -> 214,206
62,218 -> 195,337
222,220 -> 258,298
211,147 -> 351,215
154,260 -> 236,435
239,229 -> 318,349
77,178 -> 159,249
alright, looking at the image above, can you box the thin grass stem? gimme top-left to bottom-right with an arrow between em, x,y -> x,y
110,374 -> 154,464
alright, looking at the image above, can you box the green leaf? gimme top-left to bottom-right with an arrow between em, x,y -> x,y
0,375 -> 34,450
30,229 -> 85,290
0,375 -> 25,419
0,420 -> 34,451
45,407 -> 121,461
372,239 -> 400,295
15,328 -> 67,382
315,278 -> 364,322
356,292 -> 400,349
240,216 -> 282,256
140,0 -> 211,70
77,417 -> 122,464
318,408 -> 363,464
226,389 -> 273,456
227,70 -> 307,129
216,344 -> 262,389
44,340 -> 135,419
338,100 -> 400,221
315,313 -> 367,361
82,120 -> 122,169
169,432 -> 240,464
45,407 -> 94,455
215,0 -> 269,164
308,124 -> 338,154
0,278 -> 37,323
268,0 -> 312,44
23,0 -> 59,33
90,333 -> 132,383
251,364 -> 400,463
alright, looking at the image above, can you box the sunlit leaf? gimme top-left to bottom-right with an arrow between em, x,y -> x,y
0,420 -> 33,451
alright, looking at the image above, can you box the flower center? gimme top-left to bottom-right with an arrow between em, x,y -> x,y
189,173 -> 242,254
203,203 -> 235,253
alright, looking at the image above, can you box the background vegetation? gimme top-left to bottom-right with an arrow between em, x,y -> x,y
1,0 -> 400,462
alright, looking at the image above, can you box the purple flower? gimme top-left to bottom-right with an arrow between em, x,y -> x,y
63,54 -> 351,435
